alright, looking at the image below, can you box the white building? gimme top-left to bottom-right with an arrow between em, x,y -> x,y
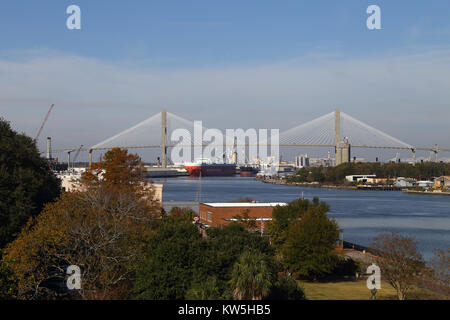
345,175 -> 377,183
416,180 -> 434,189
294,154 -> 310,168
394,177 -> 417,188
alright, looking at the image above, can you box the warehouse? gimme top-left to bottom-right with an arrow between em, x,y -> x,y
198,202 -> 287,229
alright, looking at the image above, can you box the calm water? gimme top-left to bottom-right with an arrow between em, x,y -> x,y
154,176 -> 450,260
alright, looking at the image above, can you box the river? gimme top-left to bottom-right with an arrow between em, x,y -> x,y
153,176 -> 450,260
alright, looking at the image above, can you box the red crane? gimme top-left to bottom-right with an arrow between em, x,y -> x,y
34,104 -> 55,142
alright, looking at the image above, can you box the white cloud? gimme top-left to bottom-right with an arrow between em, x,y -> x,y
0,49 -> 449,161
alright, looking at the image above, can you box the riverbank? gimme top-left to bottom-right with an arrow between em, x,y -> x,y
256,177 -> 402,191
256,177 -> 356,189
403,189 -> 450,196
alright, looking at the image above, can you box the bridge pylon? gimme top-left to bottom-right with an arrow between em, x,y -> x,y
161,109 -> 167,168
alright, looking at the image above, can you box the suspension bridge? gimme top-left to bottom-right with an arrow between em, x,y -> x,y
43,109 -> 450,167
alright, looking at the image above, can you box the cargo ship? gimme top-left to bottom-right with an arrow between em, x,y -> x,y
185,159 -> 236,177
239,165 -> 259,177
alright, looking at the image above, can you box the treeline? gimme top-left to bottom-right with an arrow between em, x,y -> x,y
288,162 -> 450,183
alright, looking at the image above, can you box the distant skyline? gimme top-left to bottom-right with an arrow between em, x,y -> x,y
1,1 -> 449,161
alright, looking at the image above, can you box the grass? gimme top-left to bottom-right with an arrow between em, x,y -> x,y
298,280 -> 449,300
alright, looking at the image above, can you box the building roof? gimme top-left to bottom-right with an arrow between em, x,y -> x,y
201,202 -> 287,208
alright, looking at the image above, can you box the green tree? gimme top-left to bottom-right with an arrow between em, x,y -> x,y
266,197 -> 329,248
282,205 -> 340,280
266,275 -> 306,300
232,209 -> 257,230
0,261 -> 18,299
206,224 -> 273,283
134,220 -> 207,300
0,118 -> 60,249
230,250 -> 275,300
185,277 -> 223,300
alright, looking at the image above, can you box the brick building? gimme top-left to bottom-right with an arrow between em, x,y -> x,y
198,202 -> 287,229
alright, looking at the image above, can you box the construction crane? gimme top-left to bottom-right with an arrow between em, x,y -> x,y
34,104 -> 55,142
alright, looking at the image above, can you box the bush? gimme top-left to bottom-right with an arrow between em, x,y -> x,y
266,275 -> 306,300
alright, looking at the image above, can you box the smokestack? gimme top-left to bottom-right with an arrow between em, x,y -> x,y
46,137 -> 52,160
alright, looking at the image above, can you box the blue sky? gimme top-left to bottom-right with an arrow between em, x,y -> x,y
0,1 -> 449,161
2,1 -> 449,65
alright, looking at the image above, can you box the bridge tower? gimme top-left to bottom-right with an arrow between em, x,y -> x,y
335,109 -> 341,165
161,109 -> 167,168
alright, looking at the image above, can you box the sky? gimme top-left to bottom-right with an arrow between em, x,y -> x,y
0,1 -> 449,161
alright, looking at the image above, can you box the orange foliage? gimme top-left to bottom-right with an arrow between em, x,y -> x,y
2,148 -> 160,300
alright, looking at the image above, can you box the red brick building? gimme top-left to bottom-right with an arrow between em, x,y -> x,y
199,202 -> 287,229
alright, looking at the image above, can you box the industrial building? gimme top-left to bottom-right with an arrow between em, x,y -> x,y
294,154 -> 310,168
434,176 -> 450,189
198,202 -> 287,229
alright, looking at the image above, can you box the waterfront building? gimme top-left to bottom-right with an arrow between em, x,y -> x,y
345,175 -> 377,183
434,176 -> 450,189
198,202 -> 287,229
416,180 -> 434,189
309,157 -> 335,167
394,177 -> 417,188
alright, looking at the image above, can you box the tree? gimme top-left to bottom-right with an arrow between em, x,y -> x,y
0,118 -> 60,249
430,247 -> 449,291
0,261 -> 18,299
2,148 -> 159,299
370,232 -> 426,300
185,277 -> 223,300
167,206 -> 196,223
266,275 -> 306,300
232,209 -> 257,230
282,205 -> 340,279
134,219 -> 206,300
267,197 -> 330,249
230,250 -> 274,300
206,224 -> 273,283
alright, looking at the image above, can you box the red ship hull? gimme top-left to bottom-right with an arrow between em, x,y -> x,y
185,164 -> 236,177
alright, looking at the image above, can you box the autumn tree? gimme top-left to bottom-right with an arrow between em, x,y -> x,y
2,148 -> 160,299
0,118 -> 60,249
282,205 -> 340,279
167,207 -> 196,223
430,247 -> 449,292
370,232 -> 426,300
